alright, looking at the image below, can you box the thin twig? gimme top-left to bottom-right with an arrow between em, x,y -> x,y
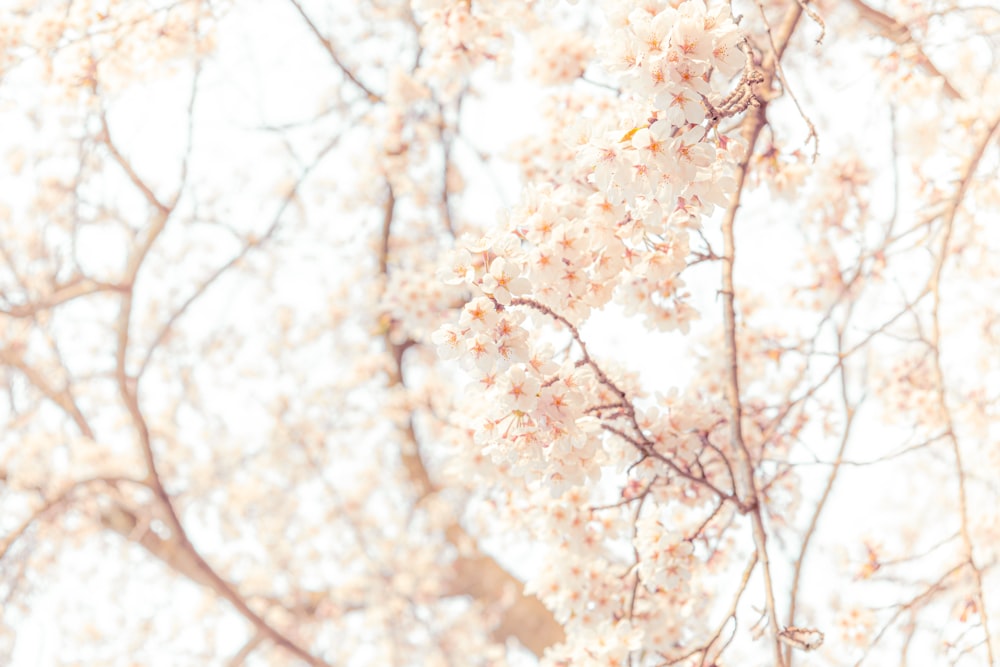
786,324 -> 857,667
925,112 -> 1000,666
0,477 -> 144,560
286,0 -> 382,102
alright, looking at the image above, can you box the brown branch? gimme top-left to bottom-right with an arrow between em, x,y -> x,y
754,0 -> 818,159
847,0 -> 963,101
853,561 -> 967,666
0,277 -> 122,318
99,112 -> 170,216
98,502 -> 215,589
444,523 -> 565,655
114,372 -> 333,665
101,106 -> 334,667
137,129 -> 347,378
602,423 -> 736,506
0,350 -> 94,439
226,635 -> 264,667
286,0 -> 382,102
720,6 -> 805,666
511,296 -> 741,507
786,326 -> 856,667
0,477 -> 143,561
664,552 -> 758,665
925,112 -> 1000,666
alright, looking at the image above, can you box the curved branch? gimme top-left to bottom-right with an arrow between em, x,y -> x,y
0,477 -> 144,561
102,106 -> 335,667
0,350 -> 94,439
115,377 -> 333,665
286,0 -> 382,102
137,128 -> 347,378
0,277 -> 122,318
785,326 -> 857,666
848,0 -> 963,101
925,112 -> 1000,666
720,6 -> 805,666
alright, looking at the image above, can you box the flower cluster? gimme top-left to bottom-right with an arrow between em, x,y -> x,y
635,515 -> 695,592
432,0 -> 753,512
432,234 -> 607,493
602,0 -> 746,108
428,0 -> 760,660
530,27 -> 594,85
585,0 -> 747,210
411,0 -> 531,96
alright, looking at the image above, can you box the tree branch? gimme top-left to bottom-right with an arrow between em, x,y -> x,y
847,0 -> 962,101
286,0 -> 382,102
720,6 -> 805,666
0,477 -> 143,561
925,112 -> 1000,666
101,102 -> 335,667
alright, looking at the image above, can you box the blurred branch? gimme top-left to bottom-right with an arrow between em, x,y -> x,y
226,634 -> 264,667
848,0 -> 963,101
445,523 -> 567,655
375,180 -> 565,656
664,552 -> 758,665
100,102 -> 336,667
99,112 -> 171,215
137,128 -> 347,378
113,363 -> 334,666
786,323 -> 856,667
0,277 -> 122,318
98,502 -> 216,589
286,0 -> 382,102
925,112 -> 1000,666
0,353 -> 93,439
0,477 -> 143,561
853,561 -> 967,666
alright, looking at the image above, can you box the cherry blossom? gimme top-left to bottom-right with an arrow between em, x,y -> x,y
3,0 -> 999,666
